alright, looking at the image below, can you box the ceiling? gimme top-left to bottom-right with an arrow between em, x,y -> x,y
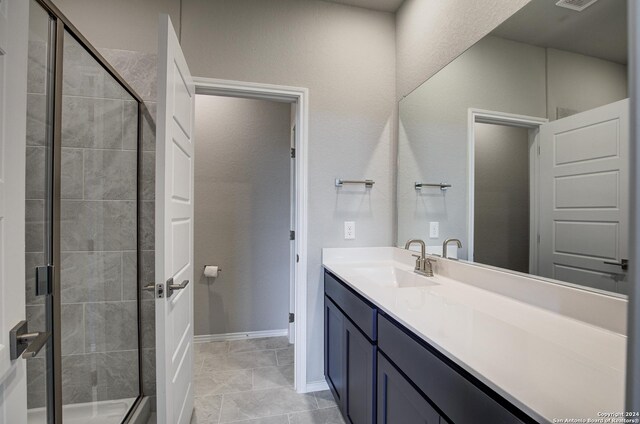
322,0 -> 405,13
491,0 -> 627,64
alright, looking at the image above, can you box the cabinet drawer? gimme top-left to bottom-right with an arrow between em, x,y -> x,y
324,271 -> 377,341
378,314 -> 529,424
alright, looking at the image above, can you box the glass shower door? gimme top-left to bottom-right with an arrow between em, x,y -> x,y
58,30 -> 141,423
25,1 -> 56,422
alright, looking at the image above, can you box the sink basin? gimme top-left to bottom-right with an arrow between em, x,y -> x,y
353,266 -> 438,288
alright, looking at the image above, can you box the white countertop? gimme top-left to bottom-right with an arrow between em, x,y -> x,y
322,247 -> 627,424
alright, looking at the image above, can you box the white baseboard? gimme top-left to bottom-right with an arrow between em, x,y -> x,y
194,328 -> 289,343
303,380 -> 329,393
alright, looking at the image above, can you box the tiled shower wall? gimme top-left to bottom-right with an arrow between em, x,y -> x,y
25,34 -> 158,408
99,47 -> 158,403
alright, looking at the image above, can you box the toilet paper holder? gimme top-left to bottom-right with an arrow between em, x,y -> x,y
203,265 -> 222,272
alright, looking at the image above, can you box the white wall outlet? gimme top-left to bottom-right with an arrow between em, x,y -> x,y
344,221 -> 356,240
429,222 -> 439,238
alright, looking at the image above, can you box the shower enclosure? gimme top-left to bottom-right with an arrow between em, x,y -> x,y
25,0 -> 146,422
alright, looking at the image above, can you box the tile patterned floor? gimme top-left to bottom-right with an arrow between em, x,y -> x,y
189,336 -> 344,424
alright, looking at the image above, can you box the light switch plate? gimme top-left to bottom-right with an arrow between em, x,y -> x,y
344,221 -> 355,240
429,222 -> 439,238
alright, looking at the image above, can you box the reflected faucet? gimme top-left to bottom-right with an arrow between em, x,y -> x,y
442,238 -> 462,259
404,239 -> 434,277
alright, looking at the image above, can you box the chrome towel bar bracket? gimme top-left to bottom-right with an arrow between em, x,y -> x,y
335,178 -> 375,188
415,182 -> 451,191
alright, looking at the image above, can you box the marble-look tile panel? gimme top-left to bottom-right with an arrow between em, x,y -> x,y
83,149 -> 137,200
142,102 -> 157,152
288,407 -> 345,424
252,365 -> 294,390
61,148 -> 84,200
60,200 -> 136,251
61,303 -> 85,355
141,300 -> 156,349
84,301 -> 138,353
28,40 -> 48,95
61,252 -> 122,303
61,354 -> 95,405
218,387 -> 317,423
228,337 -> 290,354
27,93 -> 47,146
191,394 -> 223,424
26,357 -> 46,409
61,96 -> 123,150
123,100 -> 139,151
140,201 -> 155,251
26,146 -> 46,200
100,49 -> 158,103
142,348 -> 156,396
96,350 -> 140,401
141,150 -> 156,201
201,350 -> 277,373
25,200 -> 44,253
194,368 -> 252,396
63,39 -> 126,100
275,346 -> 294,367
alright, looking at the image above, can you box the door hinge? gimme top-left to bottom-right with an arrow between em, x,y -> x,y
296,254 -> 299,263
35,265 -> 53,296
290,230 -> 295,240
537,233 -> 540,243
289,313 -> 295,323
291,148 -> 296,159
538,145 -> 541,156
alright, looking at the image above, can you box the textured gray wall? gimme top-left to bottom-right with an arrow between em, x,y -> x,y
547,48 -> 628,120
193,95 -> 291,336
397,36 -> 547,258
395,0 -> 532,99
473,123 -> 530,273
181,0 -> 397,383
52,0 -> 180,53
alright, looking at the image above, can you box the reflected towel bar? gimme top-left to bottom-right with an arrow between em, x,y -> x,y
335,178 -> 375,188
415,182 -> 451,191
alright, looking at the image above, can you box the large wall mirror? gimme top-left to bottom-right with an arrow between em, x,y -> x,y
397,0 -> 629,295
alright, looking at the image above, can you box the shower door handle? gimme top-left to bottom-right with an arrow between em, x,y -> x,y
166,278 -> 190,298
9,320 -> 50,360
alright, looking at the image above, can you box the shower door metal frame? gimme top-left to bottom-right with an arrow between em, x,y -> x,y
31,1 -> 145,422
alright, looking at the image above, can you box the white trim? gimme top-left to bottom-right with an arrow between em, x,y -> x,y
192,77 -> 309,394
194,329 -> 289,343
467,109 -> 547,267
304,380 -> 330,393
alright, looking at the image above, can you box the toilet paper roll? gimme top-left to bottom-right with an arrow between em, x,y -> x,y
204,265 -> 219,278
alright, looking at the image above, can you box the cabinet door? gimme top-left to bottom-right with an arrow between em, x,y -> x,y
344,319 -> 376,424
325,296 -> 345,409
378,353 -> 440,424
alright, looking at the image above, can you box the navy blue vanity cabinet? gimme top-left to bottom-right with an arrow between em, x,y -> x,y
325,295 -> 346,410
324,271 -> 377,424
378,314 -> 532,424
377,353 -> 441,424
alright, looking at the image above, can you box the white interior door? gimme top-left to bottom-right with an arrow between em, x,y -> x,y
0,0 -> 29,422
539,99 -> 629,293
156,14 -> 196,424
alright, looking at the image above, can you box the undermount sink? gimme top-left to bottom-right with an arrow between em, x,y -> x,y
353,265 -> 438,288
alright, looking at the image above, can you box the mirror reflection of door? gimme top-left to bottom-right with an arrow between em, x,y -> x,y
473,123 -> 531,274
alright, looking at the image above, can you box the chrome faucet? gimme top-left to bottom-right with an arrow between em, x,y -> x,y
442,238 -> 462,259
404,239 -> 434,277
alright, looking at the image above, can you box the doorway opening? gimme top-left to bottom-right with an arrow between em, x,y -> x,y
192,78 -> 309,394
467,109 -> 547,274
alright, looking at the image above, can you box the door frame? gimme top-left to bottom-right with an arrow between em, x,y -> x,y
467,109 -> 547,271
192,77 -> 310,393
